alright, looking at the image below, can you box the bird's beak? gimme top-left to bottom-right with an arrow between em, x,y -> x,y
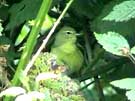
76,33 -> 83,36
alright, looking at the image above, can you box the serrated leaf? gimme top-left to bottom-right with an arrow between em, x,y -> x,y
6,0 -> 42,30
131,46 -> 135,55
110,78 -> 135,90
94,32 -> 130,56
103,0 -> 135,22
126,90 -> 135,101
91,0 -> 135,38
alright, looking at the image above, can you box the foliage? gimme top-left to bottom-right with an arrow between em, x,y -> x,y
102,0 -> 135,22
1,0 -> 135,101
92,0 -> 135,101
91,0 -> 135,40
111,78 -> 135,101
15,14 -> 55,46
70,0 -> 104,19
14,24 -> 30,46
0,52 -> 85,101
131,46 -> 135,55
0,23 -> 3,36
94,31 -> 129,56
11,0 -> 52,86
6,0 -> 42,30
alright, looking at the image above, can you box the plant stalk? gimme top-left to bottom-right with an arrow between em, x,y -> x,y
11,0 -> 52,86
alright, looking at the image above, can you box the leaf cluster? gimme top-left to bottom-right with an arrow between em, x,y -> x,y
1,0 -> 135,101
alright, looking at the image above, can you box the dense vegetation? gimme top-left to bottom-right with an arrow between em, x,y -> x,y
0,0 -> 135,101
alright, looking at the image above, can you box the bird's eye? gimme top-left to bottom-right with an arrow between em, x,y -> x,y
66,31 -> 72,35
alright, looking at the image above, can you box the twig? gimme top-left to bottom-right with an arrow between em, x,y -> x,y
24,0 -> 74,75
94,76 -> 105,101
128,53 -> 135,64
78,80 -> 95,91
84,29 -> 92,63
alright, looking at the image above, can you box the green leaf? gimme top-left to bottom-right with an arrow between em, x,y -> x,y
110,78 -> 135,90
11,0 -> 52,86
91,0 -> 135,37
28,14 -> 56,34
15,14 -> 55,46
0,22 -> 3,36
131,46 -> 135,55
94,32 -> 130,56
6,0 -> 42,30
126,90 -> 135,101
70,0 -> 104,19
40,14 -> 56,34
0,36 -> 11,45
0,6 -> 9,21
103,0 -> 135,22
15,24 -> 30,46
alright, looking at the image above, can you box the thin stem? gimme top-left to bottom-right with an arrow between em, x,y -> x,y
83,49 -> 104,74
79,58 -> 127,81
128,53 -> 135,64
84,30 -> 92,63
79,80 -> 95,91
24,0 -> 74,76
94,76 -> 105,101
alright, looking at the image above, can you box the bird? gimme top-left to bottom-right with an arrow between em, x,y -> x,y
51,26 -> 84,74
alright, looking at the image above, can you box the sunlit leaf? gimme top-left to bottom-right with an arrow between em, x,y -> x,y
15,94 -> 32,101
126,90 -> 135,101
15,91 -> 45,101
35,72 -> 58,82
94,31 -> 130,56
0,87 -> 26,97
15,25 -> 30,46
91,0 -> 135,37
110,78 -> 135,90
27,91 -> 45,99
0,23 -> 3,36
28,14 -> 56,34
131,46 -> 135,55
103,0 -> 135,22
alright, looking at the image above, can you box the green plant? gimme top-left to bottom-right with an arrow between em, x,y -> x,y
0,52 -> 85,101
92,0 -> 135,101
11,0 -> 52,86
1,0 -> 135,101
